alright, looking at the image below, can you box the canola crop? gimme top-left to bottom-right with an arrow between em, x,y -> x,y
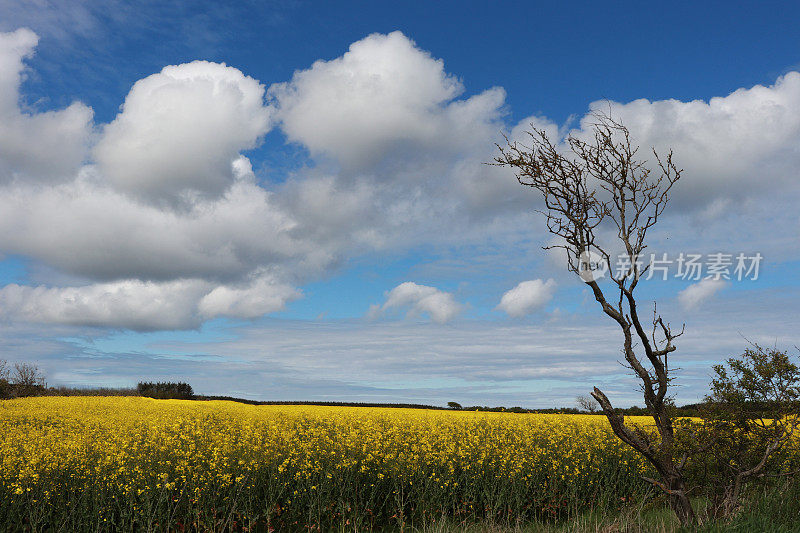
0,397 -> 655,531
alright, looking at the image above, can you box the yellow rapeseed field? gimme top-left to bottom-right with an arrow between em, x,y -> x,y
0,397 -> 656,530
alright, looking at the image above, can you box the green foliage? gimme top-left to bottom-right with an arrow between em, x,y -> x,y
708,345 -> 800,412
136,381 -> 195,400
679,344 -> 800,517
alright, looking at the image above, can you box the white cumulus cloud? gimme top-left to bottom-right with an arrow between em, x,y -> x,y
0,28 -> 93,184
269,30 -> 505,172
0,166 -> 306,283
198,273 -> 300,319
0,279 -> 209,330
369,282 -> 462,324
496,279 -> 557,317
678,278 -> 727,310
0,274 -> 301,331
578,73 -> 800,208
94,60 -> 271,205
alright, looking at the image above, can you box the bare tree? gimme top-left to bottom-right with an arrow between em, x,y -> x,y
495,113 -> 696,525
576,395 -> 598,413
12,362 -> 46,394
0,359 -> 8,399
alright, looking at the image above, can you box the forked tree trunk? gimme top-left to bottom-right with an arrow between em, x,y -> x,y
667,476 -> 695,526
593,387 -> 696,526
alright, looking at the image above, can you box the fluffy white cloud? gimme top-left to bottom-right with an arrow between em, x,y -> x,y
0,279 -> 209,330
0,165 -> 308,283
0,30 -> 315,331
198,273 -> 300,319
576,72 -> 800,208
678,278 -> 727,310
369,282 -> 462,324
0,28 -> 93,183
269,31 -> 505,172
0,274 -> 300,331
265,31 -> 524,261
496,279 -> 556,317
94,60 -> 271,205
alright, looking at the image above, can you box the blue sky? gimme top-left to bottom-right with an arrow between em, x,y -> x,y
0,1 -> 799,407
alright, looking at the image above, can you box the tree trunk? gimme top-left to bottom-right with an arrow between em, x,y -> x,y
593,387 -> 696,526
667,476 -> 696,526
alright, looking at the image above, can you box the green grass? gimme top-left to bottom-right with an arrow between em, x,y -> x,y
403,478 -> 800,533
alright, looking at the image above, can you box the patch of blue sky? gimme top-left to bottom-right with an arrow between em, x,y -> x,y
0,255 -> 28,285
278,252 -> 430,320
248,130 -> 314,186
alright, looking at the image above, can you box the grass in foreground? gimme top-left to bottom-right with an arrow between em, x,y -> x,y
414,479 -> 800,532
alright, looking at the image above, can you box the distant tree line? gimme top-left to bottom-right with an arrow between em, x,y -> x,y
136,381 -> 195,400
0,360 -> 187,400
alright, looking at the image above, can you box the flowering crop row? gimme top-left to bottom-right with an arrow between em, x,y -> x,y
1,397 -> 660,530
